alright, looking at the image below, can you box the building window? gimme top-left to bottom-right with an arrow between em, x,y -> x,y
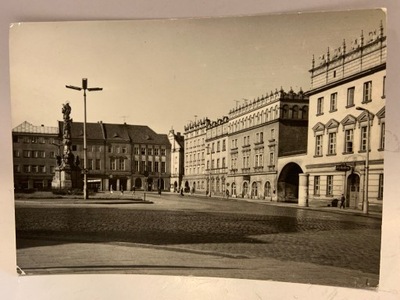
88,159 -> 93,170
347,87 -> 355,107
217,141 -> 220,152
380,122 -> 385,150
140,161 -> 146,173
95,159 -> 101,170
326,175 -> 333,196
161,148 -> 166,156
282,105 -> 289,118
251,182 -> 258,197
110,158 -> 117,170
243,182 -> 248,196
108,146 -> 113,153
292,106 -> 299,119
161,162 -> 166,173
330,93 -> 337,112
271,129 -> 275,140
122,147 -> 127,154
14,165 -> 20,173
222,140 -> 226,151
154,148 -> 159,156
147,161 -> 152,172
134,160 -> 139,172
328,132 -> 336,155
134,147 -> 139,155
120,158 -> 126,171
23,165 -> 31,173
314,176 -> 320,195
13,150 -> 20,157
23,150 -> 31,158
217,158 -> 220,169
363,81 -> 372,103
344,129 -> 353,153
49,151 -> 55,158
222,157 -> 226,168
360,126 -> 369,152
39,165 -> 46,173
317,97 -> 324,115
378,174 -> 384,200
315,135 -> 323,156
155,161 -> 159,173
382,76 -> 386,99
269,152 -> 274,166
147,148 -> 153,155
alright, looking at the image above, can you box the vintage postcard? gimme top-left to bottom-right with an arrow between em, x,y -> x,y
9,9 -> 386,290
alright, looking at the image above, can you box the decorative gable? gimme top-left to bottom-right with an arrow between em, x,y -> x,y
357,111 -> 374,128
325,119 -> 339,133
376,106 -> 385,124
312,122 -> 325,136
340,114 -> 356,131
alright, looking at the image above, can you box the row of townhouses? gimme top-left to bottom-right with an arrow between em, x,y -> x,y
12,23 -> 386,210
181,23 -> 386,210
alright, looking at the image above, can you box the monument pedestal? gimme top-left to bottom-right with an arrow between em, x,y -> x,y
52,167 -> 72,190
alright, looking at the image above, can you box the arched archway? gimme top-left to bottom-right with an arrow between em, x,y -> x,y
278,163 -> 303,202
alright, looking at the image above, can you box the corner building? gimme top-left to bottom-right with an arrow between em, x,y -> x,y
228,88 -> 309,201
305,23 -> 386,210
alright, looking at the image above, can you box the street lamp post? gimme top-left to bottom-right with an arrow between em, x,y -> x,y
66,78 -> 102,199
356,106 -> 371,214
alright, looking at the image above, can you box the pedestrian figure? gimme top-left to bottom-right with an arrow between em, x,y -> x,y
180,187 -> 184,196
340,194 -> 346,209
121,187 -> 124,195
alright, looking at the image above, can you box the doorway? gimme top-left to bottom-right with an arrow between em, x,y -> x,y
347,173 -> 360,209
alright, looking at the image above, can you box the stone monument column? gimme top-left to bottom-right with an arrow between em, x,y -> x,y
52,102 -> 74,190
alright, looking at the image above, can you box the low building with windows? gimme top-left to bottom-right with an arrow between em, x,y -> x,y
227,88 -> 309,201
305,23 -> 386,210
12,121 -> 59,190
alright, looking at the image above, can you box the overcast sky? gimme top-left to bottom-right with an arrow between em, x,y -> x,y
9,9 -> 385,134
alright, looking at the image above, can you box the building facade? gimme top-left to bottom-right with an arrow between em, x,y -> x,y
12,121 -> 59,190
205,116 -> 229,197
65,121 -> 171,192
182,118 -> 208,193
227,88 -> 309,201
305,23 -> 386,210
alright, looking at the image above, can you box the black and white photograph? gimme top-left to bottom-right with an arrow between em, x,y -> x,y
2,3 -> 400,299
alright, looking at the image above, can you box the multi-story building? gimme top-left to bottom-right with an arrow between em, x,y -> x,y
205,116 -> 229,197
305,23 -> 386,210
65,121 -> 171,192
182,118 -> 208,193
168,129 -> 185,192
228,88 -> 309,201
12,121 -> 59,190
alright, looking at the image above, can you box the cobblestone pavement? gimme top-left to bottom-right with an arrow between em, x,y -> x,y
15,193 -> 382,288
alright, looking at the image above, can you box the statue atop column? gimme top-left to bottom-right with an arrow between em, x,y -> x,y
61,102 -> 74,169
52,102 -> 82,190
